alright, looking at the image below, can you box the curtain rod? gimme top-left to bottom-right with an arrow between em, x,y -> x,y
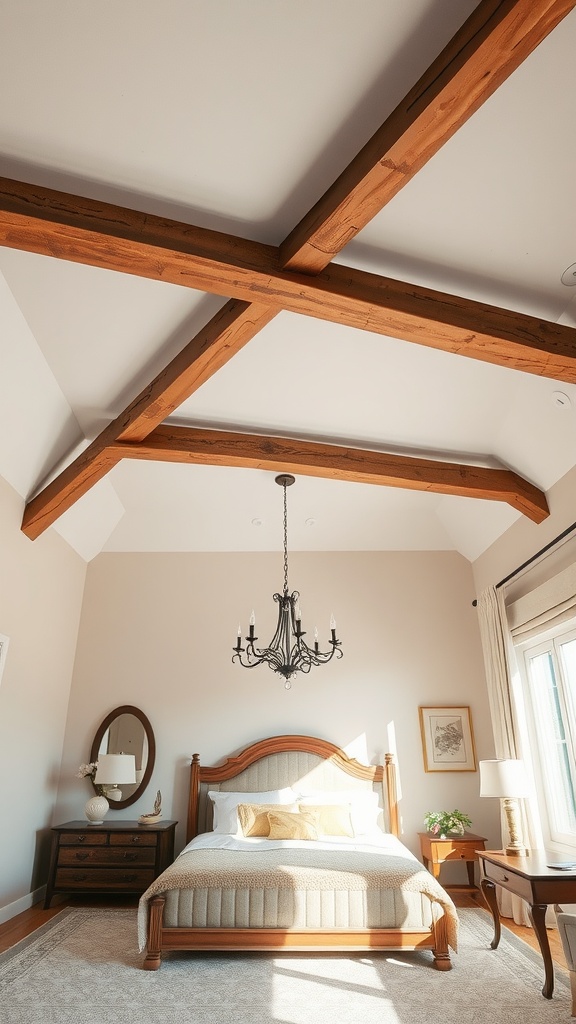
472,520 -> 576,607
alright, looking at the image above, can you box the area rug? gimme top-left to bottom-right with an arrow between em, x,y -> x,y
0,907 -> 571,1023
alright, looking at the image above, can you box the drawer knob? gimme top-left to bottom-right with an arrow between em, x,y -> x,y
77,835 -> 86,842
72,873 -> 88,882
130,837 -> 140,843
503,874 -> 509,882
75,852 -> 89,861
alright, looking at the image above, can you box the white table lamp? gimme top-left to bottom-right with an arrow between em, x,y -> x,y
84,754 -> 137,824
479,758 -> 529,856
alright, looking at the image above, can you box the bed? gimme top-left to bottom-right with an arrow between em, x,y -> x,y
138,734 -> 458,970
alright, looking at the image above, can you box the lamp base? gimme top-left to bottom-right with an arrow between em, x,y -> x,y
84,794 -> 109,824
503,798 -> 527,857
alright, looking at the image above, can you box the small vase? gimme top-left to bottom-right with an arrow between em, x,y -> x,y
84,794 -> 109,824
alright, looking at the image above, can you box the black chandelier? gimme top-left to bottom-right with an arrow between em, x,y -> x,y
232,474 -> 343,688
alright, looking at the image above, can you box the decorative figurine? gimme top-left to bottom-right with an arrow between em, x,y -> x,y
138,790 -> 162,825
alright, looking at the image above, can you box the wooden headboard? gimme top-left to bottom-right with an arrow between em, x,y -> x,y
186,734 -> 399,843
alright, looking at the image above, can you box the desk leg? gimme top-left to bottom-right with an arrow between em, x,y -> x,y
528,903 -> 554,999
480,878 -> 501,949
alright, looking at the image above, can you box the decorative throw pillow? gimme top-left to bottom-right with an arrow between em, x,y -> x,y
267,809 -> 319,841
237,802 -> 297,838
208,788 -> 297,834
297,790 -> 380,836
300,803 -> 354,837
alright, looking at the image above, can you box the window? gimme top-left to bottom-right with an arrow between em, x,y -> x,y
518,622 -> 576,848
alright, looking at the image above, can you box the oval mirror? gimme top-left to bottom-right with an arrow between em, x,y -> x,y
89,705 -> 155,810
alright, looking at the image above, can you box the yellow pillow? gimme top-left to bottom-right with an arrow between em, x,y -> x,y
301,803 -> 354,837
267,810 -> 319,841
237,803 -> 296,837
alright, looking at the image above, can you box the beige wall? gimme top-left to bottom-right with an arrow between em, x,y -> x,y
0,475 -> 86,921
57,548 -> 499,864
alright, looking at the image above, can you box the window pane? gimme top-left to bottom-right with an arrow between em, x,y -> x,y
525,648 -> 576,838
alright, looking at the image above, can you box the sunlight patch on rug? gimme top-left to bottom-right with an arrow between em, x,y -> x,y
0,907 -> 571,1024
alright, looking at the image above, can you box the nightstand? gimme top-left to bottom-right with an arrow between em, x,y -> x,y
44,819 -> 177,908
418,831 -> 487,894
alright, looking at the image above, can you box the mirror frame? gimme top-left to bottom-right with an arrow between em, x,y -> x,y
89,704 -> 156,810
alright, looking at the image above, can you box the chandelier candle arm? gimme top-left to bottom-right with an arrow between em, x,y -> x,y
232,474 -> 343,687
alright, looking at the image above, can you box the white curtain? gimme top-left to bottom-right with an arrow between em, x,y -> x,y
477,586 -> 540,926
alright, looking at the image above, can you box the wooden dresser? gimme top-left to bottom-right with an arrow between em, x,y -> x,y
44,819 -> 177,908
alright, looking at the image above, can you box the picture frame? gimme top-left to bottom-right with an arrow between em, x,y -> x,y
0,633 -> 9,687
419,705 -> 476,772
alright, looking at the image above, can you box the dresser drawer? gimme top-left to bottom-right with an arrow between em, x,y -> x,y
55,867 -> 156,890
58,846 -> 156,867
483,861 -> 533,902
110,831 -> 157,847
60,832 -> 108,846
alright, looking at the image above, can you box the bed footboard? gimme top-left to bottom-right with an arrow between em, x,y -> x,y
142,894 -> 453,971
143,896 -> 165,971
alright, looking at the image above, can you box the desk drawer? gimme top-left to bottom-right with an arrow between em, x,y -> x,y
440,843 -> 477,862
483,861 -> 533,902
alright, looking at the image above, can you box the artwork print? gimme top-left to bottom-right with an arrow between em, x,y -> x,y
419,705 -> 476,772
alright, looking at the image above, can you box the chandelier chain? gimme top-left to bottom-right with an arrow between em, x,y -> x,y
283,480 -> 289,596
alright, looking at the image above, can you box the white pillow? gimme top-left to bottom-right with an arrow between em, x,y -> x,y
297,789 -> 381,836
208,788 -> 297,834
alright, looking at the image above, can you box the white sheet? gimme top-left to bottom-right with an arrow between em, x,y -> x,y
178,829 -> 420,859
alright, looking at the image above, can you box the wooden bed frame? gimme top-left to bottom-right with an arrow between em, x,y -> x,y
144,734 -> 451,970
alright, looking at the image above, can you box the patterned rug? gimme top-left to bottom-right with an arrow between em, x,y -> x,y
0,906 -> 571,1023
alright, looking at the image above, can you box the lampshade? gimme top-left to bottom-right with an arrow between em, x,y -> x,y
479,759 -> 529,798
94,753 -> 136,785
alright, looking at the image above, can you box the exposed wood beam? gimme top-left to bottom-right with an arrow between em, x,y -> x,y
21,300 -> 276,539
110,426 -> 549,525
280,0 -> 576,271
3,178 -> 575,383
16,0 -> 574,538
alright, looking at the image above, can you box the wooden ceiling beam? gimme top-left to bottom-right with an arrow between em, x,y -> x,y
280,0 -> 576,271
17,0 -> 575,538
110,426 -> 550,525
21,299 -> 276,539
3,177 -> 575,383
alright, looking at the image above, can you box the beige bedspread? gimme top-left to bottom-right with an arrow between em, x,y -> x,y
138,846 -> 458,952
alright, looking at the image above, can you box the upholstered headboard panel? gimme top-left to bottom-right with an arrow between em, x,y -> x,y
187,735 -> 398,842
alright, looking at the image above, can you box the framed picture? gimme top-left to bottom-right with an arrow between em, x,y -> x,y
0,633 -> 9,687
419,705 -> 476,772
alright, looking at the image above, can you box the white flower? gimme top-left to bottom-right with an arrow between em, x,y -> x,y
77,762 -> 98,779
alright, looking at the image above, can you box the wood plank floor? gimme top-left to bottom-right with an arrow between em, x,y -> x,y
0,890 -> 568,969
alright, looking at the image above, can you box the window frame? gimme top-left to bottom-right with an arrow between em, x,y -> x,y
516,621 -> 576,851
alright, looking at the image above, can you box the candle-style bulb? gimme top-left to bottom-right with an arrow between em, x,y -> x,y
249,610 -> 255,626
295,604 -> 302,622
237,624 -> 242,638
330,614 -> 336,630
314,626 -> 318,641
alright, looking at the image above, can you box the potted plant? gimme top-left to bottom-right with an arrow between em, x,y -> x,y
424,809 -> 472,838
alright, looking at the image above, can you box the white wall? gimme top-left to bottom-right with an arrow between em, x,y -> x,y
0,475 -> 86,921
56,548 -> 499,867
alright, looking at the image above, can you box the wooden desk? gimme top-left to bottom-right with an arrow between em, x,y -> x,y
478,849 -> 576,999
418,831 -> 486,894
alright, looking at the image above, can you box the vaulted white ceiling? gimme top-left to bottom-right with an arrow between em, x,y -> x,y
1,0 -> 575,561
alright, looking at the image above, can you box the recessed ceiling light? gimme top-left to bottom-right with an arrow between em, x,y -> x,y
552,391 -> 572,409
251,518 -> 263,527
561,263 -> 576,286
305,518 -> 316,527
